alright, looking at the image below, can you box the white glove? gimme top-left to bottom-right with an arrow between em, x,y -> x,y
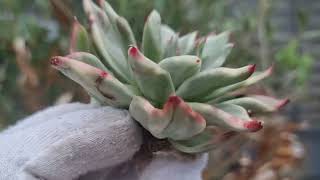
0,103 -> 208,180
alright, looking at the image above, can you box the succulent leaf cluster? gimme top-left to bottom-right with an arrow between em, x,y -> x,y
50,0 -> 289,153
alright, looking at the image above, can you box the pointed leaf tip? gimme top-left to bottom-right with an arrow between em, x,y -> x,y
116,17 -> 137,46
190,103 -> 262,132
159,55 -> 201,88
177,66 -> 254,101
128,46 -> 140,59
204,65 -> 276,102
248,64 -> 256,75
50,56 -> 68,68
277,98 -> 290,109
167,95 -> 182,106
244,120 -> 263,132
84,0 -> 132,83
142,10 -> 162,62
177,31 -> 198,55
266,64 -> 274,75
50,55 -> 134,107
50,56 -> 61,66
100,71 -> 109,78
200,31 -> 232,69
221,95 -> 289,114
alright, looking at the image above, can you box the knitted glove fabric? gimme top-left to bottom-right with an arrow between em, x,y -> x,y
0,103 -> 208,180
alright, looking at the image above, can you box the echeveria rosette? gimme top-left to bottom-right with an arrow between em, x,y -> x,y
50,0 -> 289,153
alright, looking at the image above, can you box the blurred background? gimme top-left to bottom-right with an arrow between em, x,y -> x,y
0,0 -> 319,179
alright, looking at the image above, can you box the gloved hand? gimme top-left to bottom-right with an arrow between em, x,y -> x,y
0,103 -> 208,180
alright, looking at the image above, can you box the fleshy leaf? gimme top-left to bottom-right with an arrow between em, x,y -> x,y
216,103 -> 251,120
176,65 -> 256,101
164,36 -> 178,58
194,37 -> 206,56
222,95 -> 289,114
116,16 -> 137,46
66,52 -> 109,72
128,46 -> 174,105
129,96 -> 173,139
201,32 -> 233,70
189,103 -> 263,132
50,56 -> 135,107
159,55 -> 201,88
83,0 -> 131,83
170,127 -> 238,153
160,25 -> 175,51
98,0 -> 119,24
70,17 -> 90,53
142,10 -> 162,62
160,25 -> 178,58
129,96 -> 206,140
178,31 -> 198,55
50,56 -> 109,105
162,96 -> 206,140
205,65 -> 274,102
95,71 -> 136,108
98,0 -> 136,52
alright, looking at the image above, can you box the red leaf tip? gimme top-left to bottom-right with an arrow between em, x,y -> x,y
96,69 -> 109,84
167,96 -> 182,106
96,71 -> 109,84
277,98 -> 290,110
128,46 -> 140,59
248,64 -> 256,75
244,120 -> 263,132
50,56 -> 62,66
266,64 -> 274,75
164,95 -> 206,125
100,71 -> 109,78
196,59 -> 201,63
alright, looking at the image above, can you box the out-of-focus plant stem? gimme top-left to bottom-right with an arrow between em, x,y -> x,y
257,0 -> 271,69
49,0 -> 74,26
13,37 -> 44,112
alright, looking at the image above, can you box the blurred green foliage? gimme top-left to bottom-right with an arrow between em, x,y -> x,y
0,0 -> 74,124
276,40 -> 313,86
105,0 -> 256,41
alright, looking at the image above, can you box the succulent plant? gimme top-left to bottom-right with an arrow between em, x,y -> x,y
50,0 -> 289,153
